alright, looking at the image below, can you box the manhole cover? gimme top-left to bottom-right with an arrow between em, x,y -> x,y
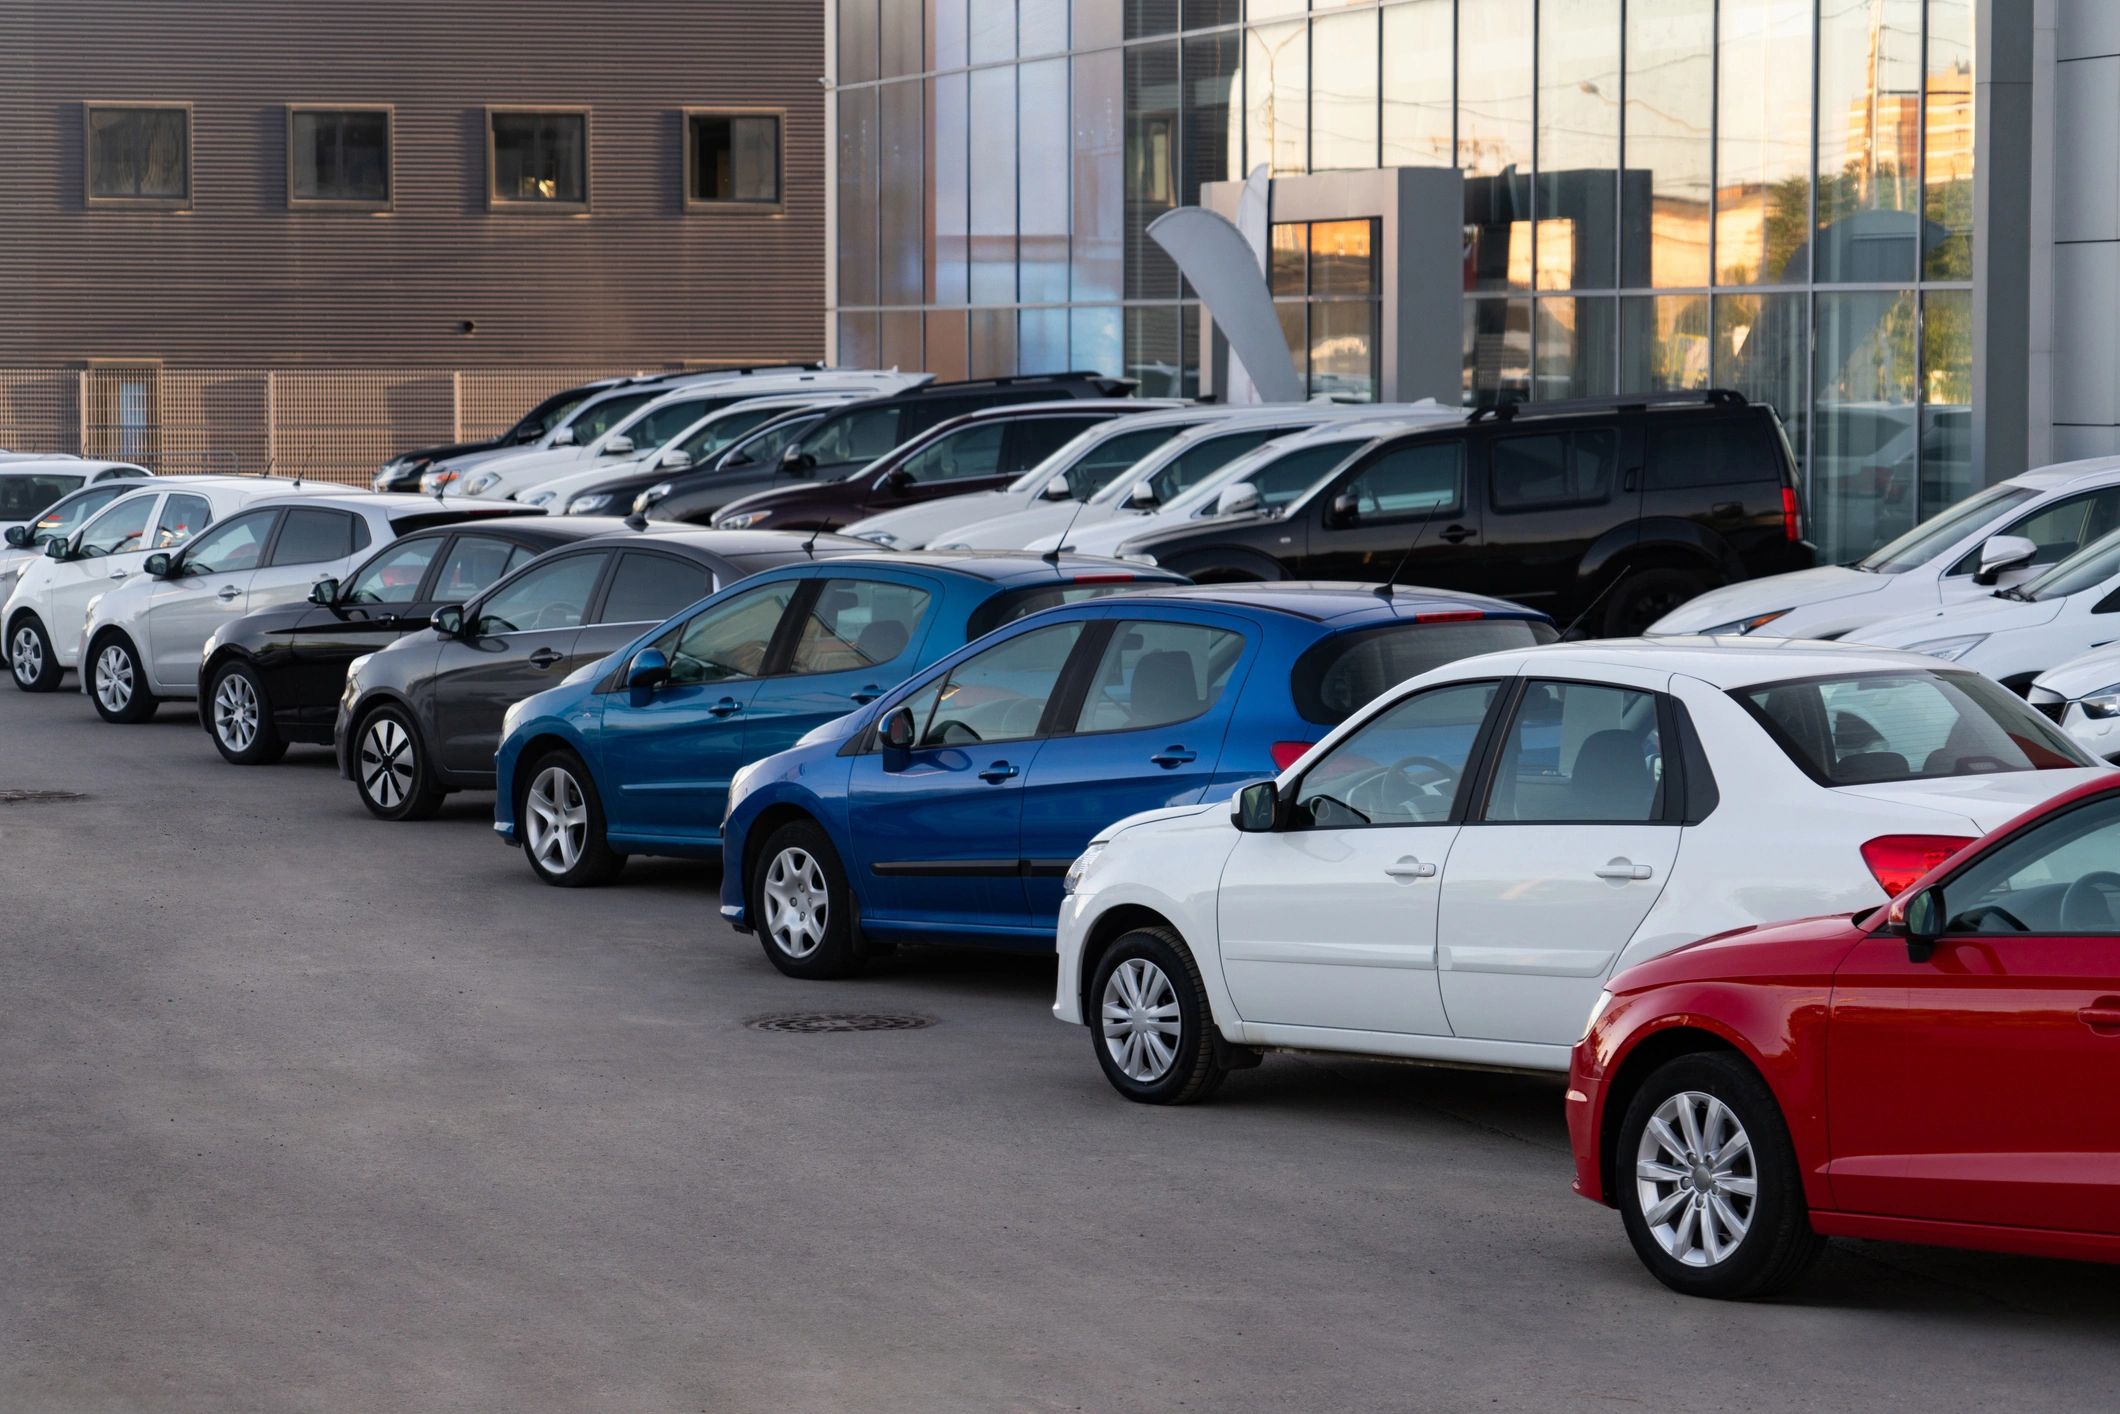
0,789 -> 84,804
745,1011 -> 935,1034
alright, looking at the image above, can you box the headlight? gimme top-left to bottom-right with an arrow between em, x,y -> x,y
422,468 -> 459,493
718,510 -> 771,529
522,489 -> 557,508
1905,633 -> 1987,663
1063,841 -> 1108,896
567,493 -> 615,514
2079,684 -> 2120,720
1580,989 -> 1614,1042
853,530 -> 897,546
644,482 -> 673,502
1701,609 -> 1791,636
463,472 -> 499,497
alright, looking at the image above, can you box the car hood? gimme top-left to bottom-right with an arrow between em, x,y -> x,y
932,501 -> 1114,550
1832,767 -> 2113,833
843,489 -> 1024,545
2034,642 -> 2120,699
1848,596 -> 2064,648
714,476 -> 855,522
1098,798 -> 1226,843
1607,913 -> 1868,996
1646,566 -> 1888,634
426,445 -> 519,475
520,461 -> 648,506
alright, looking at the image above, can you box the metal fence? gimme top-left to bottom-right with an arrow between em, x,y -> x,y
0,367 -> 661,486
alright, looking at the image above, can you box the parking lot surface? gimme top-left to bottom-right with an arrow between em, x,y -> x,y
4,688 -> 2119,1412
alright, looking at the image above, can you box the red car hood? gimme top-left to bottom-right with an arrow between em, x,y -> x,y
1608,912 -> 1870,994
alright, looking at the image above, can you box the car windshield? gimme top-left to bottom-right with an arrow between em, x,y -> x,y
27,483 -> 131,543
564,391 -> 661,444
1735,670 -> 2093,786
1855,483 -> 2039,574
2015,526 -> 2120,601
620,396 -> 746,451
712,413 -> 826,473
1006,422 -> 1194,500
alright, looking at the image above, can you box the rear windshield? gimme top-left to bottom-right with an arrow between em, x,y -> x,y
1734,670 -> 2093,786
1855,484 -> 2038,574
967,582 -> 1166,639
0,474 -> 87,520
1294,618 -> 1559,725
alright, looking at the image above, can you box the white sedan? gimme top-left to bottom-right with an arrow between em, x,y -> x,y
1648,457 -> 2120,640
1054,639 -> 2107,1101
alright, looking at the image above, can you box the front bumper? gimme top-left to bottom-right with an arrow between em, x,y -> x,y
1564,1039 -> 1609,1205
1051,894 -> 1094,1026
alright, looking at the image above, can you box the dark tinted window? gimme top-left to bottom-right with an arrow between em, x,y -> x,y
1247,441 -> 1364,509
896,423 -> 1009,484
1294,618 -> 1558,724
801,404 -> 908,465
1332,440 -> 1463,520
489,110 -> 585,205
88,105 -> 188,200
434,536 -> 531,601
567,392 -> 661,444
1643,415 -> 1778,491
598,551 -> 711,624
269,509 -> 358,566
475,553 -> 605,635
1491,430 -> 1619,511
0,474 -> 86,520
1008,415 -> 1110,468
290,109 -> 390,203
344,537 -> 443,605
1736,671 -> 2094,786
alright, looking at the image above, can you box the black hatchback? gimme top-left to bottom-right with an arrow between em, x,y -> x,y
1114,390 -> 1812,638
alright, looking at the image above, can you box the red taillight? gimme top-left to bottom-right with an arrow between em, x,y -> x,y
1781,486 -> 1802,543
1270,740 -> 1315,772
1860,834 -> 1974,896
1071,573 -> 1136,584
1414,610 -> 1485,624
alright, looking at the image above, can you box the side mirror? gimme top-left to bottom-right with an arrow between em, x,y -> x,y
43,536 -> 70,561
1039,476 -> 1073,502
1214,482 -> 1261,518
1973,533 -> 2038,585
1231,780 -> 1282,833
3,525 -> 27,548
550,425 -> 577,447
142,552 -> 174,579
308,577 -> 339,606
626,646 -> 670,690
659,449 -> 692,471
1126,481 -> 1157,509
431,603 -> 465,638
601,434 -> 634,456
1328,490 -> 1361,527
1898,884 -> 1945,963
779,448 -> 813,476
880,705 -> 916,752
883,466 -> 915,492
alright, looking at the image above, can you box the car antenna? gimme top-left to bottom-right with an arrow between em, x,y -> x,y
1558,565 -> 1636,641
801,521 -> 823,558
1371,509 -> 1433,602
1041,477 -> 1089,566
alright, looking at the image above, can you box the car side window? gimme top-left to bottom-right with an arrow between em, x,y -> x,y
473,553 -> 605,636
1491,430 -> 1618,512
1295,680 -> 1499,828
179,510 -> 276,575
1327,440 -> 1463,524
268,508 -> 360,567
1148,427 -> 1285,502
807,405 -> 905,464
1006,415 -> 1107,469
1248,442 -> 1361,510
597,551 -> 711,625
1073,620 -> 1245,733
1947,488 -> 2120,577
152,493 -> 212,550
433,536 -> 529,602
1482,680 -> 1665,823
344,537 -> 444,606
894,621 -> 1087,747
75,494 -> 157,558
1643,417 -> 1772,490
895,423 -> 1008,484
787,579 -> 932,674
1937,796 -> 2120,935
648,582 -> 799,686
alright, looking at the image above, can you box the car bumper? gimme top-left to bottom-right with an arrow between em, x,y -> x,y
1051,894 -> 1093,1026
1565,1038 -> 1609,1206
332,705 -> 356,780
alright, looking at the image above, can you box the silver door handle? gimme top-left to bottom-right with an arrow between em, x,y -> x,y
109,570 -> 128,580
216,586 -> 241,601
1596,862 -> 1654,881
1384,858 -> 1437,880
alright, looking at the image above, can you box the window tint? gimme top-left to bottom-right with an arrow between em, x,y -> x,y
489,110 -> 586,205
1294,619 -> 1559,725
0,475 -> 86,521
599,552 -> 710,624
344,537 -> 443,606
650,583 -> 798,686
29,484 -> 129,543
1738,671 -> 2093,786
802,404 -> 908,466
269,508 -> 357,566
1332,440 -> 1463,520
1074,621 -> 1244,732
1296,680 -> 1500,828
1008,415 -> 1109,468
1051,424 -> 1188,499
1491,430 -> 1618,511
1146,427 -> 1286,503
1939,796 -> 2120,935
1643,416 -> 1774,490
898,621 -> 1087,746
181,511 -> 275,576
76,494 -> 156,558
625,397 -> 742,451
152,493 -> 212,550
433,536 -> 529,602
1950,489 -> 2120,579
475,554 -> 605,635
1484,681 -> 1665,823
788,579 -> 932,674
1234,441 -> 1365,511
897,423 -> 1008,483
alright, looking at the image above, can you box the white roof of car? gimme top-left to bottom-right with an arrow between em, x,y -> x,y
1460,635 -> 1972,690
2003,456 -> 2120,493
0,457 -> 150,475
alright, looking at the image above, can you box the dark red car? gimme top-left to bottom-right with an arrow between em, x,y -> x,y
1569,772 -> 2120,1299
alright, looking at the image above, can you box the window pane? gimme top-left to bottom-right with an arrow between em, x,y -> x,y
1296,681 -> 1500,828
490,112 -> 586,204
1922,288 -> 1975,523
1310,300 -> 1376,401
1739,671 -> 2087,786
1941,798 -> 2120,935
1814,290 -> 1917,562
838,312 -> 881,369
269,509 -> 355,567
969,66 -> 1018,304
1019,307 -> 1071,373
151,493 -> 211,550
881,0 -> 922,77
970,306 -> 1017,377
1310,219 -> 1375,296
1125,304 -> 1183,398
432,536 -> 526,602
900,423 -> 1008,483
1645,413 -> 1779,490
1020,0 -> 1067,54
1125,41 -> 1181,300
925,310 -> 970,380
928,0 -> 968,68
1071,306 -> 1123,379
1712,291 -> 1806,462
881,310 -> 923,372
1925,0 -> 1974,280
1246,20 -> 1309,178
1485,681 -> 1664,823
1020,58 -> 1071,303
913,622 -> 1087,745
1181,30 -> 1242,209
689,114 -> 780,204
1464,298 -> 1533,407
598,554 -> 710,625
1492,429 -> 1618,510
182,512 -> 273,575
1534,296 -> 1618,399
1381,0 -> 1453,169
1074,621 -> 1243,733
89,107 -> 188,200
1459,0 -> 1533,292
1816,0 -> 1920,282
345,537 -> 441,606
839,0 -> 879,82
838,88 -> 879,305
1125,0 -> 1177,40
1182,0 -> 1238,26
292,110 -> 389,203
1072,48 -> 1125,304
476,555 -> 604,635
1149,426 -> 1283,501
929,74 -> 969,304
1298,626 -> 1549,727
1311,10 -> 1379,173
790,580 -> 932,674
1536,0 -> 1620,290
1621,0 -> 1712,288
1270,223 -> 1308,296
1339,440 -> 1463,518
662,584 -> 797,685
879,85 -> 922,302
1715,0 -> 1812,285
968,0 -> 1015,63
1619,295 -> 1710,392
78,495 -> 155,558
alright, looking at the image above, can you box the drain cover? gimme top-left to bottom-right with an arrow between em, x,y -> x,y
745,1011 -> 935,1034
0,789 -> 84,804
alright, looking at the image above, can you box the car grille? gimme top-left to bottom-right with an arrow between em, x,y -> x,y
2032,699 -> 2068,725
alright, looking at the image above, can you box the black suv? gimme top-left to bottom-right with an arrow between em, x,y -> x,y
1118,390 -> 1812,638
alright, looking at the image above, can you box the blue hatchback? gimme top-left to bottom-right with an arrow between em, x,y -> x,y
719,583 -> 1558,977
494,553 -> 1184,884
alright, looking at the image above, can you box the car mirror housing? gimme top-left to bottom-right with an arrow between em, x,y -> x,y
1973,533 -> 2038,586
430,603 -> 465,638
43,536 -> 71,562
142,551 -> 174,578
880,705 -> 917,753
1231,779 -> 1281,833
550,425 -> 577,447
308,577 -> 339,606
1039,477 -> 1072,502
1126,481 -> 1157,509
1328,490 -> 1361,527
1896,884 -> 1945,963
1215,482 -> 1261,518
660,449 -> 692,471
601,435 -> 634,457
627,646 -> 670,690
3,524 -> 28,548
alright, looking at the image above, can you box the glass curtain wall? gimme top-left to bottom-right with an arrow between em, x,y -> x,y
833,0 -> 1976,560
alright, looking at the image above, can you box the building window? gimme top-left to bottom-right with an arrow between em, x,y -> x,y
685,110 -> 783,209
84,104 -> 190,207
1271,219 -> 1380,402
486,108 -> 589,210
288,106 -> 391,209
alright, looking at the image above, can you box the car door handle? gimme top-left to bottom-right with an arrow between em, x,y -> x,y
1437,524 -> 1474,544
109,570 -> 129,580
706,697 -> 744,717
850,684 -> 883,704
978,762 -> 1019,783
2079,1000 -> 2120,1035
1596,860 -> 1655,881
1384,857 -> 1437,881
528,648 -> 563,668
1150,747 -> 1197,768
215,585 -> 241,601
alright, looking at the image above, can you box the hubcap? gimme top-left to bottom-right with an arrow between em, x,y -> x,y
359,716 -> 414,809
1100,958 -> 1181,1083
1634,1090 -> 1757,1268
213,673 -> 259,752
525,765 -> 590,875
11,626 -> 41,683
762,847 -> 829,958
93,644 -> 133,711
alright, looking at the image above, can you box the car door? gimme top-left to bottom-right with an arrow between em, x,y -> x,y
1015,611 -> 1256,924
430,550 -> 611,780
1482,422 -> 1628,611
580,548 -> 716,665
142,507 -> 278,689
45,490 -> 163,641
740,573 -> 938,763
844,619 -> 1089,936
1215,679 -> 1502,1036
1826,793 -> 2120,1234
593,578 -> 802,843
1435,673 -> 1682,1046
1298,434 -> 1489,593
247,507 -> 366,619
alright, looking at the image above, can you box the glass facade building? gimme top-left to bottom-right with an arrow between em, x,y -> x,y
831,0 -> 1978,560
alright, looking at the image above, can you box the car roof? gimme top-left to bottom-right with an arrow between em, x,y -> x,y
240,490 -> 545,519
0,457 -> 149,475
2003,456 -> 2120,493
574,524 -> 879,557
1463,635 -> 1982,688
1052,581 -> 1552,626
800,548 -> 1185,587
934,398 -> 1174,424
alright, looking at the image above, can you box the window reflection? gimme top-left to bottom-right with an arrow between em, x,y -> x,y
1816,0 -> 1922,283
969,66 -> 1018,304
880,82 -> 923,306
1535,297 -> 1618,399
1537,0 -> 1620,291
1813,290 -> 1918,561
1127,305 -> 1185,398
1925,0 -> 1975,279
1622,0 -> 1712,289
1921,289 -> 1975,518
970,306 -> 1017,377
1072,49 -> 1123,305
1716,0 -> 1813,285
1460,0 -> 1534,293
1382,0 -> 1454,170
1181,31 -> 1242,206
1020,59 -> 1070,303
1125,41 -> 1181,301
1246,21 -> 1309,177
1312,10 -> 1379,173
1465,299 -> 1534,407
928,74 -> 969,304
1020,308 -> 1070,373
837,88 -> 878,308
1619,295 -> 1710,392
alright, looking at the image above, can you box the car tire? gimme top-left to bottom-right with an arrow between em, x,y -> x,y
1088,925 -> 1229,1105
206,660 -> 288,765
9,614 -> 62,693
751,819 -> 861,980
1615,1051 -> 1825,1300
519,748 -> 626,887
352,703 -> 447,821
87,632 -> 157,724
1600,566 -> 1708,639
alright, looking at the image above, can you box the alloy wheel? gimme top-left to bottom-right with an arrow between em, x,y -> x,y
525,765 -> 589,876
359,716 -> 415,810
93,644 -> 134,713
213,673 -> 259,753
11,626 -> 42,685
1101,957 -> 1182,1083
1634,1090 -> 1757,1267
762,846 -> 829,959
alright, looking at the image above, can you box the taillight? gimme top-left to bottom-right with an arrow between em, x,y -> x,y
1860,834 -> 1973,896
1781,486 -> 1802,543
1414,610 -> 1485,624
1270,740 -> 1315,772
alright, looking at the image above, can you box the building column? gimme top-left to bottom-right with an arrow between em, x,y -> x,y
1976,0 -> 2036,479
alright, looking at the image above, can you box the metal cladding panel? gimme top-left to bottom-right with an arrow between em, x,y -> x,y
1,0 -> 826,367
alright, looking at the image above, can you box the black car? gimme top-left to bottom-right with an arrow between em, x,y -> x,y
1116,390 -> 1813,638
331,525 -> 873,819
631,409 -> 834,523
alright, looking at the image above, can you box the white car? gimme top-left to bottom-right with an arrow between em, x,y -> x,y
0,473 -> 158,602
1649,457 -> 2120,640
1053,639 -> 2108,1099
0,457 -> 153,536
2029,642 -> 2120,760
6,476 -> 333,693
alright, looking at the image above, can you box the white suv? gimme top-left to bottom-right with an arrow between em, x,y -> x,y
1054,639 -> 2108,1101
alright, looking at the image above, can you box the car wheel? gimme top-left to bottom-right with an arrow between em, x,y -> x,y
1089,926 -> 1229,1105
751,820 -> 861,979
88,633 -> 157,723
353,704 -> 446,821
207,661 -> 287,765
1600,566 -> 1708,639
1615,1052 -> 1824,1299
520,749 -> 626,887
9,615 -> 61,693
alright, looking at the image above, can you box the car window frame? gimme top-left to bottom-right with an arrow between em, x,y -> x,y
418,530 -> 540,606
1467,675 -> 1687,828
777,573 -> 938,681
588,547 -> 714,628
614,575 -> 809,692
1281,676 -> 1513,832
849,614 -> 1101,755
1487,426 -> 1623,515
262,506 -> 364,569
1912,790 -> 2120,939
1064,613 -> 1256,739
339,529 -> 449,608
71,489 -> 163,559
176,506 -> 283,577
465,548 -> 612,638
1313,432 -> 1470,530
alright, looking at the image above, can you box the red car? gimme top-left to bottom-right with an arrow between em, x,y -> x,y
1568,772 -> 2120,1299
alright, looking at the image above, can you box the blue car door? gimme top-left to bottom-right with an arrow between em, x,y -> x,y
593,579 -> 803,845
740,572 -> 940,764
844,618 -> 1092,939
1015,609 -> 1257,924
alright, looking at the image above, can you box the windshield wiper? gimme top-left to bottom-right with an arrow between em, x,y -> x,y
1992,586 -> 2031,602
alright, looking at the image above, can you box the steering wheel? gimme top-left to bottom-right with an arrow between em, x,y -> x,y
1954,903 -> 2030,934
2061,870 -> 2120,932
1346,754 -> 1459,820
530,603 -> 577,631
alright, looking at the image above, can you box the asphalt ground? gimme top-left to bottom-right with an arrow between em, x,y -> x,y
4,684 -> 2119,1412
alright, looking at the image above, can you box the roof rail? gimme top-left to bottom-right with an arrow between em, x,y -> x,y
913,371 -> 1137,394
1470,388 -> 1749,423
